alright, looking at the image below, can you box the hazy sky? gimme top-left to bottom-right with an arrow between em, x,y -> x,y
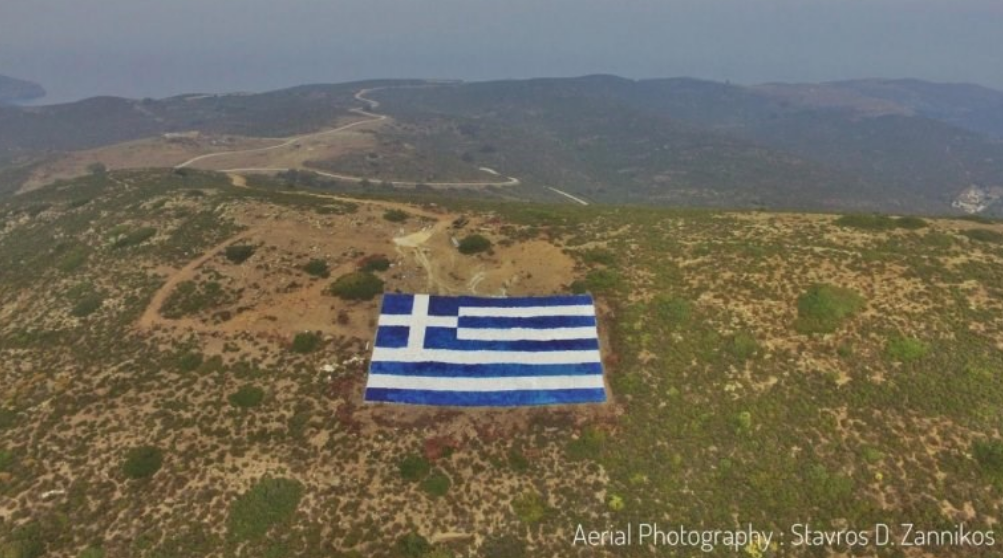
2,0 -> 1003,103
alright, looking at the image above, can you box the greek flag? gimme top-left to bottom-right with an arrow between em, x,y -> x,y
365,294 -> 607,406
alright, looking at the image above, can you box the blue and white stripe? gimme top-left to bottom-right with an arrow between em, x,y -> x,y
365,294 -> 607,406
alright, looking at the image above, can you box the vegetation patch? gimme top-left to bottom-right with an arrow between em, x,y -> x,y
395,533 -> 431,558
123,446 -> 164,479
302,259 -> 330,278
973,439 -> 1003,481
160,280 -> 230,319
227,477 -> 304,542
834,214 -> 927,231
457,234 -> 492,255
327,271 -> 384,301
291,331 -> 321,354
358,254 -> 391,273
383,209 -> 409,222
229,385 -> 265,408
420,469 -> 451,497
794,283 -> 864,334
71,294 -> 104,317
398,454 -> 431,482
111,226 -> 157,248
885,335 -> 929,362
512,491 -> 549,524
224,244 -> 256,263
962,228 -> 1003,244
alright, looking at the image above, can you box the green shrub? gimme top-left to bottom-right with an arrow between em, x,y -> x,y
580,248 -> 616,266
78,548 -> 105,558
962,229 -> 1003,244
327,272 -> 384,301
512,492 -> 548,524
653,296 -> 692,326
481,536 -> 526,558
973,440 -> 1003,479
359,255 -> 391,273
57,247 -> 88,272
421,470 -> 451,497
224,244 -> 256,263
177,351 -> 204,372
383,209 -> 409,222
398,454 -> 431,482
123,446 -> 164,479
0,523 -> 45,558
71,294 -> 103,317
302,259 -> 330,278
885,335 -> 929,362
895,216 -> 928,230
458,234 -> 492,255
727,331 -> 759,360
794,284 -> 864,334
0,408 -> 16,429
508,449 -> 530,472
0,448 -> 13,471
291,331 -> 321,353
160,280 -> 230,319
227,477 -> 304,542
581,269 -> 620,293
112,227 -> 157,248
229,385 -> 265,408
395,533 -> 431,558
567,427 -> 606,461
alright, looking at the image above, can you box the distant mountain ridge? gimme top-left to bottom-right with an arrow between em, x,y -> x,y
0,74 -> 45,105
1,75 -> 1002,215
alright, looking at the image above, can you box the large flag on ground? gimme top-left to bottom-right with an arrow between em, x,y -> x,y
365,294 -> 606,406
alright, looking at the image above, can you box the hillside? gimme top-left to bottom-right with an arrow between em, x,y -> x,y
0,75 -> 45,105
2,76 -> 1003,216
2,170 -> 1003,557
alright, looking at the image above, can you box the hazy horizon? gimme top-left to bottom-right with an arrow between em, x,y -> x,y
3,0 -> 1003,104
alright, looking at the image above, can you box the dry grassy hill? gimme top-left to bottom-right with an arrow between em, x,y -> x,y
1,170 -> 1003,557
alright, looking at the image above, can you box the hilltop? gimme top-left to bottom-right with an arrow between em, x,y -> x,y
1,170 -> 1003,557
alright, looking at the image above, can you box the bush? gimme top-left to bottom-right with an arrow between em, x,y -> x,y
359,255 -> 391,273
291,331 -> 321,353
421,469 -> 451,497
224,244 -> 256,263
457,234 -> 492,255
571,269 -> 621,294
512,491 -> 548,524
727,331 -> 759,360
176,351 -> 203,372
834,214 -> 927,231
396,533 -> 431,558
654,296 -> 692,326
70,294 -> 103,317
327,272 -> 384,301
885,335 -> 929,362
398,454 -> 431,482
567,427 -> 606,461
481,535 -> 526,558
227,477 -> 304,542
78,548 -> 105,558
57,247 -> 88,272
160,280 -> 230,319
973,440 -> 1003,479
580,248 -> 616,266
794,284 -> 864,334
229,385 -> 265,408
0,448 -> 13,471
123,446 -> 163,479
302,259 -> 330,278
383,209 -> 409,222
962,229 -> 1003,244
112,227 -> 157,249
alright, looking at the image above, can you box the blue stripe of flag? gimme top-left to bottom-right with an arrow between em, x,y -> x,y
456,295 -> 593,307
374,326 -> 409,348
457,315 -> 596,329
381,294 -> 414,314
423,327 -> 599,351
369,361 -> 603,378
365,388 -> 607,406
